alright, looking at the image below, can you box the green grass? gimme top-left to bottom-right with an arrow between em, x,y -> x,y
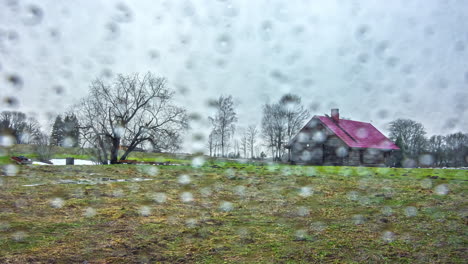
4,144 -> 192,164
0,148 -> 467,263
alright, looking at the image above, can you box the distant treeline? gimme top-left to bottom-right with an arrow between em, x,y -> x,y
388,119 -> 467,167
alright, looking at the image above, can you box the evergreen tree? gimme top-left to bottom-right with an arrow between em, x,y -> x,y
50,115 -> 64,146
63,114 -> 80,147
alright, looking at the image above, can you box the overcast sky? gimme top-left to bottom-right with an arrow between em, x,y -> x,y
1,0 -> 467,152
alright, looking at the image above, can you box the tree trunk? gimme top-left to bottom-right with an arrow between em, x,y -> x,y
120,144 -> 137,161
110,137 -> 121,164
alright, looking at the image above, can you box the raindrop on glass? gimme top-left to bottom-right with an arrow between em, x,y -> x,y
178,174 -> 191,185
219,201 -> 233,212
152,192 -> 167,203
50,198 -> 64,208
181,192 -> 194,203
6,74 -> 23,89
382,231 -> 395,243
434,184 -> 449,195
215,34 -> 233,54
404,206 -> 418,217
3,164 -> 18,176
420,178 -> 432,189
299,186 -> 313,197
139,206 -> 151,217
84,207 -> 96,217
22,5 -> 43,26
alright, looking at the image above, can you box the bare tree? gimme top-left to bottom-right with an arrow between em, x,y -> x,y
240,129 -> 248,158
75,72 -> 188,164
261,94 -> 309,160
261,103 -> 284,160
34,132 -> 54,162
388,119 -> 427,160
427,135 -> 446,166
246,125 -> 258,159
207,132 -> 213,156
280,94 -> 310,142
208,95 -> 237,157
444,132 -> 468,167
0,111 -> 41,144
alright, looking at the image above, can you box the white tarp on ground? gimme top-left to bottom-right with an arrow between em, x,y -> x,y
33,159 -> 98,165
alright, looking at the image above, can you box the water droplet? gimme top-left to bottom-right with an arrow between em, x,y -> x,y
297,206 -> 310,216
215,34 -> 233,54
12,231 -> 27,242
312,131 -> 325,143
234,185 -> 246,197
200,187 -> 212,197
0,222 -> 10,231
105,22 -> 120,40
309,221 -> 326,233
381,206 -> 393,216
139,206 -> 151,216
6,74 -> 23,89
347,191 -> 359,201
50,198 -> 64,208
114,125 -> 125,138
382,231 -> 395,243
352,214 -> 365,225
377,109 -> 389,119
0,134 -> 15,147
22,5 -> 43,25
15,198 -> 27,208
152,192 -> 167,203
355,25 -> 370,39
335,146 -> 348,157
178,174 -> 191,185
62,137 -> 75,148
375,41 -> 389,55
404,206 -> 418,217
114,3 -> 133,23
356,128 -> 369,139
402,158 -> 417,168
219,201 -> 233,212
294,229 -> 307,240
185,218 -> 197,228
386,57 -> 399,68
299,186 -> 313,197
434,184 -> 449,195
2,164 -> 17,176
84,207 -> 96,217
420,179 -> 432,189
191,156 -> 205,168
260,21 -> 273,41
357,53 -> 369,63
3,96 -> 19,108
112,189 -> 125,197
180,192 -> 193,203
140,166 -> 158,176
418,154 -> 434,166
53,85 -> 64,95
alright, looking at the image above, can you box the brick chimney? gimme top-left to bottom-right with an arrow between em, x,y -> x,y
331,108 -> 339,122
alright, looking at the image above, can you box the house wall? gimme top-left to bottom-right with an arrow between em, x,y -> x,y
289,119 -> 389,166
345,149 -> 361,166
289,122 -> 348,165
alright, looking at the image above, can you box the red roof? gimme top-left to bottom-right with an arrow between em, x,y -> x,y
316,116 -> 399,150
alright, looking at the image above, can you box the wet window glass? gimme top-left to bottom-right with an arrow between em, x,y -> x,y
0,1 -> 467,262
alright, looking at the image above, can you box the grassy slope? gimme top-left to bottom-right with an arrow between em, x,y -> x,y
0,161 -> 466,263
2,144 -> 192,165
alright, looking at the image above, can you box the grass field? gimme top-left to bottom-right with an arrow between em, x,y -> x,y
0,150 -> 467,263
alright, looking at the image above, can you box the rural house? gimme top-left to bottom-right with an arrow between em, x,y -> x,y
285,109 -> 399,166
